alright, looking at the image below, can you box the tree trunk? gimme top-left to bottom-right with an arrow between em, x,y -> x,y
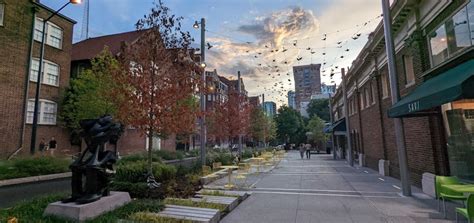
148,130 -> 153,176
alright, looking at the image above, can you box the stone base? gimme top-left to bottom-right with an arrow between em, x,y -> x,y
422,172 -> 436,198
44,191 -> 131,222
378,159 -> 390,176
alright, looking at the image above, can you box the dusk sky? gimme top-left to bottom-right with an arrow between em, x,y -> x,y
41,0 -> 383,107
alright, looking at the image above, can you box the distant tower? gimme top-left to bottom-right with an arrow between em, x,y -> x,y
80,0 -> 90,40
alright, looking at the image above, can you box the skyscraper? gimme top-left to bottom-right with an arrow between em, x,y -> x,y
288,91 -> 296,109
263,101 -> 277,117
293,64 -> 321,113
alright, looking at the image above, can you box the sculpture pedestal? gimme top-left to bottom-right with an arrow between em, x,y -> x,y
44,191 -> 131,222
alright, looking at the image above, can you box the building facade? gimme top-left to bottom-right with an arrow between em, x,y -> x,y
263,101 -> 277,117
288,90 -> 296,109
330,0 -> 474,188
293,64 -> 321,113
0,0 -> 76,158
71,30 -> 182,154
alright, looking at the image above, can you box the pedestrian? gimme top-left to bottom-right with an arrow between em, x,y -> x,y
39,138 -> 46,155
299,143 -> 305,159
305,143 -> 311,159
48,137 -> 57,156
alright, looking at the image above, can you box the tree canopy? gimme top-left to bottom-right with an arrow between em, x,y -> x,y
274,106 -> 306,144
60,49 -> 119,134
307,98 -> 330,121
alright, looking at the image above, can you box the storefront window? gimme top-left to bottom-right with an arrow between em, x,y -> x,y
429,1 -> 474,67
442,99 -> 474,182
429,25 -> 448,66
446,7 -> 470,55
468,1 -> 474,45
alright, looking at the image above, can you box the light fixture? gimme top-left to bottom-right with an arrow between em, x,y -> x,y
200,62 -> 206,68
70,0 -> 82,4
193,21 -> 200,29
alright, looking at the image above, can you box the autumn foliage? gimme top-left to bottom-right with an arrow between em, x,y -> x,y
207,88 -> 251,145
111,1 -> 202,173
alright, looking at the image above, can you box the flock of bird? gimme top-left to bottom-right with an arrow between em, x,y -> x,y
206,15 -> 382,105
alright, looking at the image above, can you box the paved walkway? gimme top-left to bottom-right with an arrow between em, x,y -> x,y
219,151 -> 456,223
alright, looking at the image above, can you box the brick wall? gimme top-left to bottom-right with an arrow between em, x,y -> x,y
0,0 -> 77,158
0,0 -> 34,157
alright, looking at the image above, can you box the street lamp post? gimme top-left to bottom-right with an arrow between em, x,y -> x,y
30,0 -> 81,155
381,0 -> 411,196
194,18 -> 207,165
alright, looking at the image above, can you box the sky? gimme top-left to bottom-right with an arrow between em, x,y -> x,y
41,0 -> 383,107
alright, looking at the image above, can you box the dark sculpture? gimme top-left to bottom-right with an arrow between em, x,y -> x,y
63,115 -> 122,204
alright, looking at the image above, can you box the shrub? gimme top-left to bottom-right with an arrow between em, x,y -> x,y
0,157 -> 70,180
114,161 -> 177,183
0,193 -> 163,223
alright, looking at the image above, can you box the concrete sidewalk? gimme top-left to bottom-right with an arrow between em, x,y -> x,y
220,151 -> 456,223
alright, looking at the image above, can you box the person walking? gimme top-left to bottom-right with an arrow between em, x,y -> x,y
39,138 -> 46,155
305,143 -> 311,159
299,144 -> 305,159
48,137 -> 57,156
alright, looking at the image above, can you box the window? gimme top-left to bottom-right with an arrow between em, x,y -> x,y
403,55 -> 415,86
34,17 -> 63,49
381,73 -> 389,98
30,58 -> 60,86
47,23 -> 63,48
442,99 -> 474,181
34,18 -> 44,42
0,4 -> 4,26
446,7 -> 470,54
371,81 -> 377,104
26,99 -> 57,125
360,91 -> 365,109
429,2 -> 474,66
365,87 -> 370,107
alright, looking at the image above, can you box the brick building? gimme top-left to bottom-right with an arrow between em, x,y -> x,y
330,0 -> 474,189
293,64 -> 321,113
0,0 -> 76,158
71,30 -> 181,154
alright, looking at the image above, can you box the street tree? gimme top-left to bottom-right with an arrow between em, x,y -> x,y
208,89 -> 251,146
274,106 -> 305,144
306,116 -> 328,148
307,98 -> 330,121
113,1 -> 201,178
248,108 -> 276,146
60,49 -> 121,144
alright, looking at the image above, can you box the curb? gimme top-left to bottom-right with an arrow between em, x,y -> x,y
0,172 -> 71,187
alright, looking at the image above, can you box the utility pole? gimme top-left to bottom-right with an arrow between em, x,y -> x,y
381,0 -> 411,196
329,86 -> 336,160
197,18 -> 207,165
237,71 -> 243,158
341,68 -> 353,166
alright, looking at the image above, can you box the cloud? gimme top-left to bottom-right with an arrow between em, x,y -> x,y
237,6 -> 319,47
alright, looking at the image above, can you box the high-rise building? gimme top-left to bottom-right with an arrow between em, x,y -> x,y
293,64 -> 321,113
263,101 -> 277,117
288,91 -> 296,109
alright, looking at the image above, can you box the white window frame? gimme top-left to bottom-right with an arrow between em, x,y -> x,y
382,73 -> 389,99
403,55 -> 416,87
0,3 -> 5,26
26,99 -> 57,125
34,17 -> 63,49
30,58 -> 60,87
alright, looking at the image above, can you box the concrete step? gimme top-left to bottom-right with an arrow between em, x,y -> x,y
197,189 -> 252,201
193,195 -> 239,211
155,204 -> 220,223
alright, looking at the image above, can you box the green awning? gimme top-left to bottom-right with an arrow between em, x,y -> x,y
325,118 -> 346,133
388,59 -> 474,118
